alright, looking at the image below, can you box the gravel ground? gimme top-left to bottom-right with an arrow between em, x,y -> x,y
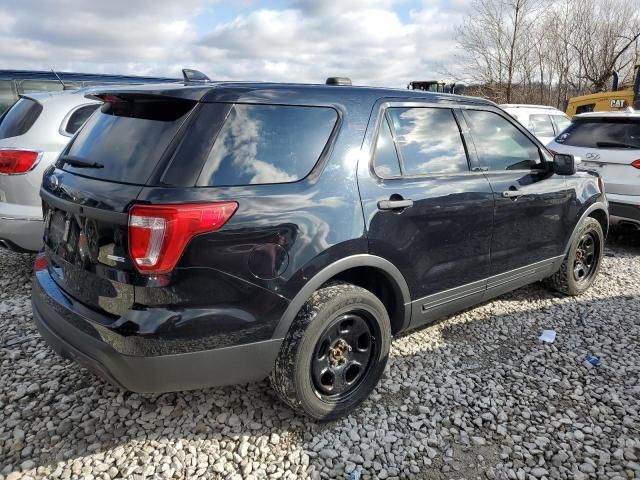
1,231 -> 639,480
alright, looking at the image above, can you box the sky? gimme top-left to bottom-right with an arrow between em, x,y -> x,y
0,0 -> 473,88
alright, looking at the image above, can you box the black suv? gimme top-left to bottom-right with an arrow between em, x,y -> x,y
32,80 -> 608,420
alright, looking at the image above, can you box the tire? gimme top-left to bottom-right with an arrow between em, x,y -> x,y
269,282 -> 391,420
544,217 -> 604,296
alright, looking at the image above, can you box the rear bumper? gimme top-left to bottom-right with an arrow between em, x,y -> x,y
32,269 -> 283,393
607,194 -> 640,226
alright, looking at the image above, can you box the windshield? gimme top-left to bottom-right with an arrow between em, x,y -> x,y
555,117 -> 640,149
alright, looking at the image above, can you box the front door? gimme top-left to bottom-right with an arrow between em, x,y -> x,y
358,101 -> 495,327
461,108 -> 572,294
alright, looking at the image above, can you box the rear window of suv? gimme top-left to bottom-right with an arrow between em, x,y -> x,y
196,104 -> 338,186
555,117 -> 640,149
61,96 -> 196,184
0,97 -> 43,139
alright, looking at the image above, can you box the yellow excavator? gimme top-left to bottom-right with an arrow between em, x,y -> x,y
566,63 -> 640,115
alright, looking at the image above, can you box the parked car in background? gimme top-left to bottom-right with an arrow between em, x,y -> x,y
0,90 -> 101,252
548,111 -> 640,230
0,69 -> 179,115
501,104 -> 572,145
32,80 -> 607,420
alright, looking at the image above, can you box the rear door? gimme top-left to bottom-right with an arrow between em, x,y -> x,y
462,107 -> 572,288
553,116 -> 640,197
358,100 -> 494,327
41,95 -> 196,316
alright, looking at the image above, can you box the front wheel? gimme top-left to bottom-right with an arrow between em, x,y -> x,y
544,217 -> 604,296
269,282 -> 391,420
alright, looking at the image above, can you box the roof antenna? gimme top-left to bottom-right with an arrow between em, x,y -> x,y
51,68 -> 67,89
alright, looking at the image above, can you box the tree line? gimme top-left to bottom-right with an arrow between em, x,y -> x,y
453,0 -> 640,108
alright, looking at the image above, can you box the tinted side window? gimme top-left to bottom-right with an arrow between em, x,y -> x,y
387,107 -> 469,175
373,116 -> 401,177
64,104 -> 100,135
529,114 -> 554,137
198,104 -> 337,186
0,98 -> 43,139
465,110 -> 542,170
576,104 -> 595,114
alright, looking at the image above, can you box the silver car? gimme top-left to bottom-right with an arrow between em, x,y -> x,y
0,90 -> 101,251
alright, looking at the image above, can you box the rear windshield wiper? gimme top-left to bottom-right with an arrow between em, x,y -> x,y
59,155 -> 104,169
595,141 -> 640,149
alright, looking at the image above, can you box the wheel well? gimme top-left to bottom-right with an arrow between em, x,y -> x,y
330,266 -> 406,335
588,209 -> 608,237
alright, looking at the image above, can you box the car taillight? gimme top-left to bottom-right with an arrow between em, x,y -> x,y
34,253 -> 47,272
128,202 -> 238,274
631,159 -> 640,169
0,150 -> 40,174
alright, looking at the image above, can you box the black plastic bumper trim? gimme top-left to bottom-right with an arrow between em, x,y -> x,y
32,296 -> 283,393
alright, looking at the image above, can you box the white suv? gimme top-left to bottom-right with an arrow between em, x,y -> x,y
547,111 -> 640,229
501,104 -> 572,145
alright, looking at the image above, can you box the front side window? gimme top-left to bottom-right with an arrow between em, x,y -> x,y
529,114 -> 555,137
198,104 -> 337,186
387,107 -> 469,175
373,117 -> 401,177
465,109 -> 542,171
555,118 -> 640,149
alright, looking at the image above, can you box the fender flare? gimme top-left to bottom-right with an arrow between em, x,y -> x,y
564,201 -> 609,255
273,254 -> 412,338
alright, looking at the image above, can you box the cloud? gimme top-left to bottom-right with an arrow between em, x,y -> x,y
0,0 -> 473,86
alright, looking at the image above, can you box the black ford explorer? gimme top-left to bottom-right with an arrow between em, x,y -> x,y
32,79 -> 608,420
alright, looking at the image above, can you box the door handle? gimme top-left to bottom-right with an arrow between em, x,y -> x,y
501,190 -> 523,199
377,198 -> 414,211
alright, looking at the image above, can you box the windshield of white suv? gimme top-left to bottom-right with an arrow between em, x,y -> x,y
555,117 -> 640,149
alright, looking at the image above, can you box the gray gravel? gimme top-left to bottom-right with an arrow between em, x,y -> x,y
1,231 -> 639,480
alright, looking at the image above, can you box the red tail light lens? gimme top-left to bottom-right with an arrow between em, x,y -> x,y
128,202 -> 238,274
34,253 -> 47,272
0,150 -> 40,174
631,159 -> 640,169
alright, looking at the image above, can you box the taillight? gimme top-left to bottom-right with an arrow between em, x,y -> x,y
128,202 -> 238,274
34,253 -> 47,272
631,159 -> 640,169
0,150 -> 40,174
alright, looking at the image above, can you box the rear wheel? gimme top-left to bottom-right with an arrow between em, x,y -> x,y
544,217 -> 604,295
269,283 -> 391,420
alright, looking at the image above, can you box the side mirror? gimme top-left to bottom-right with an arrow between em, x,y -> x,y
553,153 -> 576,175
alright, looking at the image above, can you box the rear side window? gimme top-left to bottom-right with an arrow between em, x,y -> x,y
198,104 -> 337,186
18,80 -> 64,95
555,118 -> 640,149
528,114 -> 554,137
465,110 -> 542,170
0,80 -> 17,116
0,98 -> 43,139
551,115 -> 571,133
387,107 -> 469,175
63,104 -> 100,135
61,96 -> 195,184
373,117 -> 401,177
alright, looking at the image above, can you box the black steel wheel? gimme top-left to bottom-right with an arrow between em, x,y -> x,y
311,311 -> 377,400
573,231 -> 599,284
270,282 -> 391,420
544,217 -> 604,296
